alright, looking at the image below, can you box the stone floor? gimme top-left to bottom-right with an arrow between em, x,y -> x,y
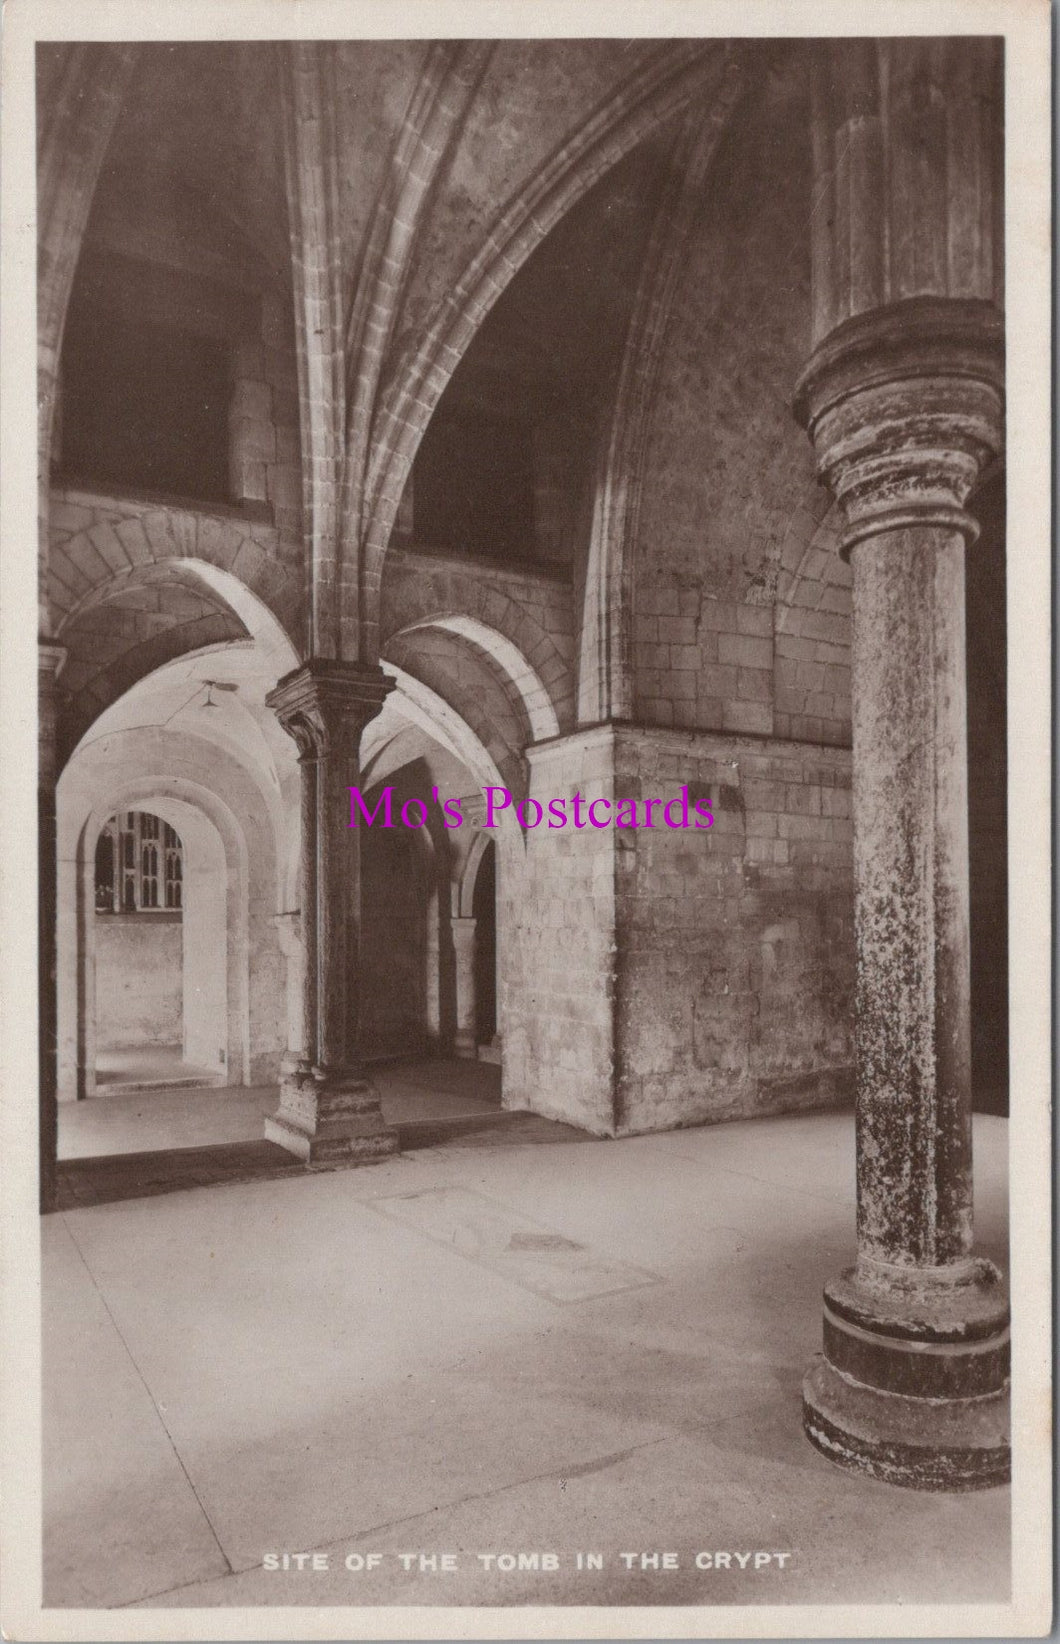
43,1107 -> 1010,1611
95,1044 -> 221,1090
59,1058 -> 504,1158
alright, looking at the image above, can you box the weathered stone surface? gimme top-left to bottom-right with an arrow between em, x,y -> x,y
795,290 -> 1008,1486
803,1357 -> 1010,1492
38,38 -> 1015,1500
505,724 -> 854,1137
266,660 -> 398,1165
264,1070 -> 397,1165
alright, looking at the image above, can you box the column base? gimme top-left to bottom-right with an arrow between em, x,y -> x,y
478,1034 -> 503,1066
265,1065 -> 399,1166
803,1260 -> 1011,1491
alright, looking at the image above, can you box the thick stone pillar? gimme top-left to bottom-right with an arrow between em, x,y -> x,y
273,909 -> 307,1069
39,642 -> 66,1213
451,915 -> 477,1059
794,298 -> 1008,1489
265,660 -> 398,1164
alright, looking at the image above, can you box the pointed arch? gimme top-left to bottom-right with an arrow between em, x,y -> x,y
50,509 -> 300,652
577,77 -> 746,723
358,43 -> 747,658
395,615 -> 560,743
37,45 -> 139,632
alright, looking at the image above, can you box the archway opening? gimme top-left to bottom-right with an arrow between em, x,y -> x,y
360,820 -> 429,1061
352,685 -> 524,1127
66,789 -> 233,1127
91,806 -> 225,1091
54,621 -> 296,1173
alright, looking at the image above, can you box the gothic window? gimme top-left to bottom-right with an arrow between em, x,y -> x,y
95,811 -> 183,914
163,823 -> 183,909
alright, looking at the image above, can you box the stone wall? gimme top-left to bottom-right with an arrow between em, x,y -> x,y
502,728 -> 618,1133
95,914 -> 182,1048
503,724 -> 853,1136
381,543 -> 575,732
630,60 -> 853,747
611,726 -> 853,1133
49,484 -> 301,646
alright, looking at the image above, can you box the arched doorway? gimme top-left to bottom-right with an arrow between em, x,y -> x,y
59,781 -> 242,1108
85,798 -> 229,1096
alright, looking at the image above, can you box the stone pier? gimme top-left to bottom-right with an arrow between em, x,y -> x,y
451,915 -> 478,1059
795,299 -> 1009,1489
265,660 -> 399,1165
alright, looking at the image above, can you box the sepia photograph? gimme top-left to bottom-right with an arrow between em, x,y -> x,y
0,0 -> 1052,1637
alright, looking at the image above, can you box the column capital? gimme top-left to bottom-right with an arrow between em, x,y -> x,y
794,297 -> 1004,557
266,658 -> 394,760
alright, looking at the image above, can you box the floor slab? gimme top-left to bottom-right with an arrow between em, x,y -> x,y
58,1058 -> 505,1159
135,1408 -> 1009,1609
45,1113 -> 1011,1611
42,1217 -> 230,1607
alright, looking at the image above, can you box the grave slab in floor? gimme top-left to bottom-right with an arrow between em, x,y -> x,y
43,1111 -> 1010,1611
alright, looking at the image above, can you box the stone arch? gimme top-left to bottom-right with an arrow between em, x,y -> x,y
60,630 -> 252,770
577,85 -> 746,725
378,664 -> 517,815
382,638 -> 528,802
394,616 -> 560,743
359,43 -> 746,656
61,779 -> 249,1103
772,493 -> 852,747
56,557 -> 302,765
58,555 -> 298,662
380,554 -> 575,730
49,513 -> 300,650
370,664 -> 524,1079
37,44 -> 140,633
57,726 -> 289,1111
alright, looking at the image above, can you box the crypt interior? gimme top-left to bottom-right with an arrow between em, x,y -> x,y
38,37 -> 1011,1608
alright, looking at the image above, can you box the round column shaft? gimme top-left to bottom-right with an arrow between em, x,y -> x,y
794,298 -> 1009,1491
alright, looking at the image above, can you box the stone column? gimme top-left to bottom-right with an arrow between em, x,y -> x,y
39,641 -> 66,1213
451,915 -> 478,1059
794,298 -> 1008,1489
273,909 -> 307,1069
265,659 -> 399,1164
